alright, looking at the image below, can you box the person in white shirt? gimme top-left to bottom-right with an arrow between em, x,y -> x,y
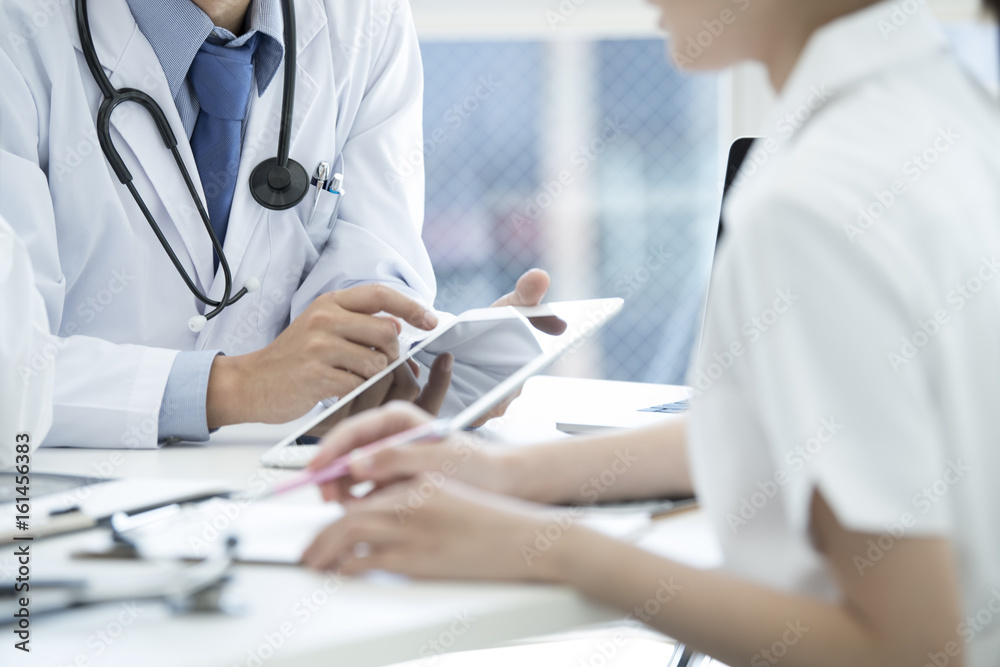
0,215 -> 53,469
299,1 -> 1000,665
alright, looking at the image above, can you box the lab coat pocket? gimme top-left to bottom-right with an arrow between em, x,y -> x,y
303,189 -> 344,251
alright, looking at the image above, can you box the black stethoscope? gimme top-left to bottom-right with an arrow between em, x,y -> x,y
76,0 -> 310,333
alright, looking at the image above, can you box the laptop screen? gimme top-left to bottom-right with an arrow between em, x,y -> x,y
717,137 -> 757,246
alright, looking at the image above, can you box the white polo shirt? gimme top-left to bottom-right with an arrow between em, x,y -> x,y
687,3 -> 1000,665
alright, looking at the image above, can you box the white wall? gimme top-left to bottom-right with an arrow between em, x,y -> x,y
412,0 -> 661,39
412,0 -> 986,38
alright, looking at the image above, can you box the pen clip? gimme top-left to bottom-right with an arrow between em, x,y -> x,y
312,161 -> 331,190
307,161 -> 332,228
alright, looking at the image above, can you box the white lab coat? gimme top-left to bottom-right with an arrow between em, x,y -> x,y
0,215 -> 53,468
0,0 -> 437,448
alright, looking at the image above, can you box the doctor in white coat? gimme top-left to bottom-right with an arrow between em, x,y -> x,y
0,215 -> 54,468
0,0 -> 548,449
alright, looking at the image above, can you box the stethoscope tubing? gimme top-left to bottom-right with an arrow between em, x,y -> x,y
74,0 -> 304,325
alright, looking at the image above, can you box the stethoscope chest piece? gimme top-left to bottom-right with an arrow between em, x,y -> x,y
250,158 -> 309,210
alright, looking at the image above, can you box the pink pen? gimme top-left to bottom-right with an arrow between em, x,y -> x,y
263,418 -> 453,499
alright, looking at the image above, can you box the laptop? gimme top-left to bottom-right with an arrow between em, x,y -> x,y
555,138 -> 757,434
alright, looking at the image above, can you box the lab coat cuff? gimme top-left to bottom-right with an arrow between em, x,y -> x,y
158,350 -> 222,442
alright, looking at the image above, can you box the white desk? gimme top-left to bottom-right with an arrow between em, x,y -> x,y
5,377 -> 719,667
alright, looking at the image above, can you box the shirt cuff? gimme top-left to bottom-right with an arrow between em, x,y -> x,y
158,350 -> 222,442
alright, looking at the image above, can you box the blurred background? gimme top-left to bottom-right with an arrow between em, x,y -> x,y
410,0 -> 999,386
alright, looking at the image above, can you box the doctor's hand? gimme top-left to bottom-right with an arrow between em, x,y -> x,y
206,285 -> 438,429
490,268 -> 550,309
490,268 -> 566,338
481,267 -> 563,422
309,402 -> 523,505
303,354 -> 454,437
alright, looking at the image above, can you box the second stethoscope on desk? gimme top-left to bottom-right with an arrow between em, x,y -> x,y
0,506 -> 239,625
76,0 -> 312,333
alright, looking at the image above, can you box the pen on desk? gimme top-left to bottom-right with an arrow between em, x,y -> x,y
307,161 -> 330,228
261,419 -> 452,499
327,172 -> 344,230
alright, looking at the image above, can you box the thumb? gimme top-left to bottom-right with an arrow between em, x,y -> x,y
492,268 -> 550,308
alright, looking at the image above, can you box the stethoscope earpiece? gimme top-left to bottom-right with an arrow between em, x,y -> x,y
187,277 -> 259,332
188,315 -> 208,333
249,158 -> 309,210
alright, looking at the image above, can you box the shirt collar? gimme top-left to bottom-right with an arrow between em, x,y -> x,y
125,0 -> 285,100
766,0 -> 949,143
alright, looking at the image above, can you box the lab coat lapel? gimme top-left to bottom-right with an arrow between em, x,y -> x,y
110,41 -> 216,293
219,0 -> 326,285
70,0 -> 215,294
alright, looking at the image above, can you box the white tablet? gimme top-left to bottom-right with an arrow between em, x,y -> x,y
260,298 -> 624,468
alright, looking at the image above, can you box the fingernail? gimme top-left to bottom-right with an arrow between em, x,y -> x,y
442,354 -> 454,372
423,311 -> 438,329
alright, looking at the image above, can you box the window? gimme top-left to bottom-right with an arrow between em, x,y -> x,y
420,38 -> 721,384
415,2 -> 998,386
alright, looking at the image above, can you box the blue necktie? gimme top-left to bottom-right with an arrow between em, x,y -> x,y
189,35 -> 259,269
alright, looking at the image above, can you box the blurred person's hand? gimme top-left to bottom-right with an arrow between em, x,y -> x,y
302,475 -> 566,582
309,402 -> 522,504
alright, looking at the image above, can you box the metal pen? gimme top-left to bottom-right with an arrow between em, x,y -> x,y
307,161 -> 330,228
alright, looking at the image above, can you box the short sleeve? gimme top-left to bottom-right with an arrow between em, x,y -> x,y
704,187 -> 953,537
